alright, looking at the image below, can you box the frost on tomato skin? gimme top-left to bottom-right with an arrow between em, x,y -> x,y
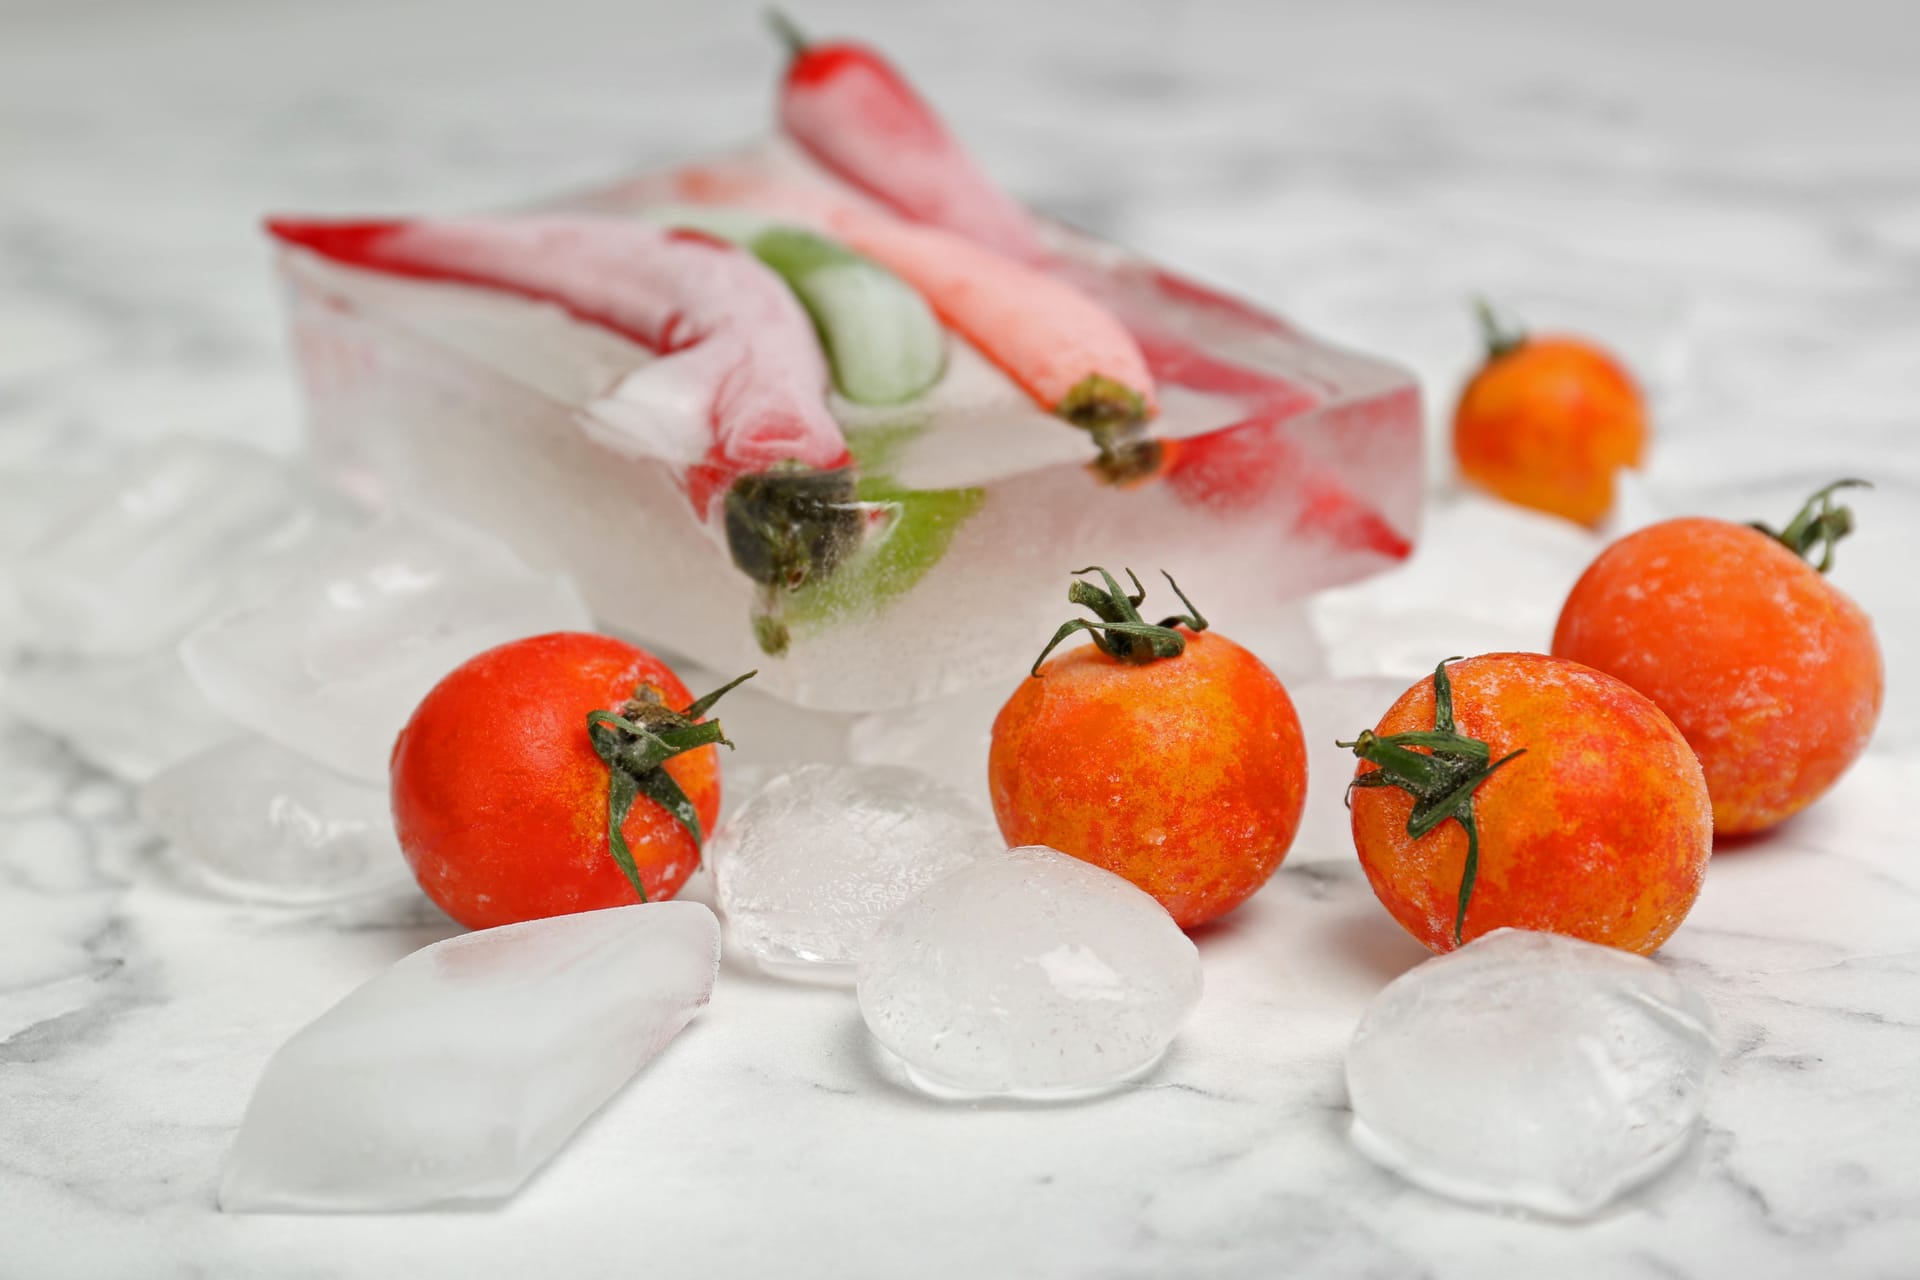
988,569 -> 1308,930
1552,497 -> 1884,837
1451,303 -> 1647,529
389,632 -> 724,930
1347,654 -> 1711,957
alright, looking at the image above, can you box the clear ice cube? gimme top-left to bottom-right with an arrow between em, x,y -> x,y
139,737 -> 412,904
7,438 -> 344,657
709,763 -> 1003,980
1345,928 -> 1717,1219
219,900 -> 720,1212
180,513 -> 593,782
279,142 -> 1421,711
0,648 -> 239,782
857,845 -> 1202,1100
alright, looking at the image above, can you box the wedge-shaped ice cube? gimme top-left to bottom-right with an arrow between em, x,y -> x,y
858,845 -> 1201,1100
0,648 -> 239,782
140,737 -> 411,904
710,764 -> 1002,980
1346,928 -> 1717,1218
219,900 -> 720,1212
180,514 -> 592,782
8,438 -> 342,657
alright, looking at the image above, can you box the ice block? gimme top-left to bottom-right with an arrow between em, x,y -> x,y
271,49 -> 1420,712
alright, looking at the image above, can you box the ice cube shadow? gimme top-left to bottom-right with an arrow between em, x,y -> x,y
835,1008 -> 1192,1112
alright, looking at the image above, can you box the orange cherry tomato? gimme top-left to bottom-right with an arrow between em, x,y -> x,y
989,569 -> 1306,928
391,632 -> 729,929
1553,484 -> 1883,835
1452,306 -> 1647,528
1347,653 -> 1710,956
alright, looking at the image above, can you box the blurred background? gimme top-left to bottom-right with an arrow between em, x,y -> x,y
4,0 -> 1917,703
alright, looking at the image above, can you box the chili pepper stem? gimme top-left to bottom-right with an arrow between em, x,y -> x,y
764,8 -> 810,56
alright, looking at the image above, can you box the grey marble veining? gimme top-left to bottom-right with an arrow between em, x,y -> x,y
2,0 -> 1918,1275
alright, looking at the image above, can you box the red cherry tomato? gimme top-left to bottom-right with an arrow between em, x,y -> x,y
390,632 -> 723,929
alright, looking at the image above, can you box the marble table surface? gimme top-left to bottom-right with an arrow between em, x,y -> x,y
3,0 -> 1918,1275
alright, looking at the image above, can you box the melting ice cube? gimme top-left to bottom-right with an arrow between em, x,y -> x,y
219,900 -> 720,1212
1345,928 -> 1717,1218
857,845 -> 1202,1100
282,141 -> 1422,712
0,648 -> 239,782
180,513 -> 592,782
8,439 -> 344,657
140,737 -> 412,904
709,763 -> 1003,980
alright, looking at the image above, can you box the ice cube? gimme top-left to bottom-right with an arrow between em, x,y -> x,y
280,141 -> 1420,712
139,737 -> 413,904
7,438 -> 345,658
1345,928 -> 1717,1218
857,845 -> 1202,1100
0,648 -> 239,782
180,513 -> 592,782
219,900 -> 720,1212
1287,675 -> 1412,863
709,763 -> 1003,980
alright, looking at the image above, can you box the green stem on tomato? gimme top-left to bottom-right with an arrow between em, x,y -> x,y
585,671 -> 756,903
1029,566 -> 1208,676
1473,296 -> 1526,361
1750,478 -> 1871,574
1339,658 -> 1526,945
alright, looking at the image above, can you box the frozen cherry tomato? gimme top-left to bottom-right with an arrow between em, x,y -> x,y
989,568 -> 1307,928
1344,653 -> 1710,955
1553,481 -> 1883,835
390,631 -> 749,929
1452,302 -> 1647,528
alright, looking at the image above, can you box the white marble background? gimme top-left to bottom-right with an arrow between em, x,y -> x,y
2,0 -> 1918,1276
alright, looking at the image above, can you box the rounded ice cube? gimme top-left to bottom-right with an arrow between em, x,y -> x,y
179,513 -> 591,781
709,763 -> 1001,980
1345,927 -> 1717,1218
857,845 -> 1203,1100
140,736 -> 411,904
